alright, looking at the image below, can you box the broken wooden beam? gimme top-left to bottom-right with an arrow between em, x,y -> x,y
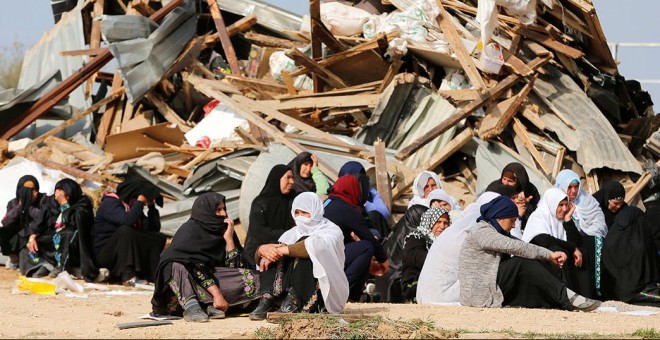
60,47 -> 109,57
95,71 -> 123,147
477,75 -> 537,140
285,48 -> 348,89
144,92 -> 192,132
393,127 -> 474,199
0,0 -> 184,140
374,139 -> 393,213
512,117 -> 552,176
207,0 -> 241,75
395,56 -> 550,160
516,27 -> 585,59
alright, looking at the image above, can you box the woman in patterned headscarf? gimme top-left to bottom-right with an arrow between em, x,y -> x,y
400,207 -> 450,302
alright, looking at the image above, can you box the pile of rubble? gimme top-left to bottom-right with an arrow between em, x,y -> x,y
0,0 -> 658,236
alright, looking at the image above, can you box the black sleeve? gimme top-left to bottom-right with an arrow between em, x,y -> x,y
1,199 -> 20,227
98,198 -> 145,228
529,233 -> 576,253
344,207 -> 388,263
401,236 -> 428,270
146,205 -> 161,232
563,219 -> 582,246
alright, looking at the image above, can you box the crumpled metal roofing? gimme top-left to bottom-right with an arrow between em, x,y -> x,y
102,0 -> 197,103
533,65 -> 643,175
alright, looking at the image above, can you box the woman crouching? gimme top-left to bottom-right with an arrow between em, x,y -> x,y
151,192 -> 259,322
250,192 -> 348,320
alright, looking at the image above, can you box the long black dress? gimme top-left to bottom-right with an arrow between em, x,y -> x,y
601,206 -> 660,306
244,165 -> 296,296
93,179 -> 166,283
0,175 -> 47,259
151,193 -> 259,317
19,179 -> 97,281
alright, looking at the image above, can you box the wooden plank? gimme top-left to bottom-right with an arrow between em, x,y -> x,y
310,0 -> 323,92
28,90 -> 123,149
116,321 -> 172,330
512,118 -> 551,176
516,27 -> 585,59
235,126 -> 262,146
625,159 -> 660,203
285,48 -> 348,89
437,89 -> 481,102
201,14 -> 258,48
280,70 -> 297,95
244,31 -> 303,49
552,146 -> 566,180
188,76 -> 339,181
311,17 -> 346,54
257,94 -> 380,111
27,155 -> 116,187
60,47 -> 108,57
207,0 -> 241,75
377,52 -> 403,93
396,56 -> 550,160
393,127 -> 473,199
0,0 -> 183,140
521,106 -> 547,130
477,75 -> 537,140
115,0 -> 128,12
434,1 -> 486,89
86,0 -> 105,98
374,139 -> 392,213
96,71 -> 123,147
44,136 -> 104,163
144,92 -> 192,132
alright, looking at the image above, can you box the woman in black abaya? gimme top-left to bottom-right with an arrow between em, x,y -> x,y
596,180 -> 660,306
151,192 -> 259,322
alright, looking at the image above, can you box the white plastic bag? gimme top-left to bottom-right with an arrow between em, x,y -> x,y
320,2 -> 372,36
268,51 -> 313,90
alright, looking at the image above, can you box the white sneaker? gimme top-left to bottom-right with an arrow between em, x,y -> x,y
95,268 -> 110,283
4,258 -> 18,270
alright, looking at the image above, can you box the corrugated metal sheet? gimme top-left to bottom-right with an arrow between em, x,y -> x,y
532,65 -> 643,175
159,189 -> 240,236
103,0 -> 197,103
215,0 -> 303,39
356,75 -> 458,169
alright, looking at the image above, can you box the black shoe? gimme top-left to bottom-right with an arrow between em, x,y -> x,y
249,297 -> 274,321
277,290 -> 301,313
205,306 -> 226,319
31,266 -> 50,278
183,305 -> 209,323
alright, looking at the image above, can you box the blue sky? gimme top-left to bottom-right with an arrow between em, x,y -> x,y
1,0 -> 658,109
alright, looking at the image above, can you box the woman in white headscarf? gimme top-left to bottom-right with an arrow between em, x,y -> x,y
408,171 -> 442,208
523,188 -> 596,298
428,188 -> 462,222
258,192 -> 349,315
553,169 -> 607,299
416,191 -> 500,305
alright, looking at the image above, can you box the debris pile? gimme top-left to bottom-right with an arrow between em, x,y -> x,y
0,0 -> 658,235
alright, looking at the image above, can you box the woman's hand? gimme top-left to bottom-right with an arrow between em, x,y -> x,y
223,218 -> 235,248
573,248 -> 583,268
259,257 -> 272,272
27,234 -> 38,253
258,244 -> 282,262
548,251 -> 567,268
311,154 -> 319,170
213,294 -> 229,312
564,202 -> 576,222
350,232 -> 361,242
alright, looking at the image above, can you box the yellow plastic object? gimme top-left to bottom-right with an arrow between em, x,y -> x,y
16,276 -> 57,295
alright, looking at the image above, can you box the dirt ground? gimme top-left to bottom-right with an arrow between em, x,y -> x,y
0,268 -> 659,339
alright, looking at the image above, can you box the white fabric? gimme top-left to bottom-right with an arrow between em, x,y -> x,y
554,170 -> 608,237
408,171 -> 442,208
522,188 -> 568,242
278,192 -> 349,314
427,189 -> 462,211
416,191 -> 500,305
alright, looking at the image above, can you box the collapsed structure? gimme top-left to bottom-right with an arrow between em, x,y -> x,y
0,0 -> 657,238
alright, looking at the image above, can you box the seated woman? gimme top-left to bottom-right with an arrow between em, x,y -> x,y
254,192 -> 349,316
20,179 -> 96,280
596,180 -> 660,306
554,169 -> 608,299
287,152 -> 330,196
245,165 -> 296,320
487,162 -> 540,229
151,192 -> 259,322
400,207 -> 450,303
416,183 -> 517,305
324,175 -> 389,302
375,170 -> 440,302
93,179 -> 167,286
1,175 -> 47,270
523,188 -> 593,297
427,188 -> 462,221
459,196 -> 599,311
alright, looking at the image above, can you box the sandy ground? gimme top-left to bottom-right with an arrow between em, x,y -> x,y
0,268 -> 659,339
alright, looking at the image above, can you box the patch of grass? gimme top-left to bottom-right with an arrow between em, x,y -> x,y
633,328 -> 660,339
253,326 -> 275,339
